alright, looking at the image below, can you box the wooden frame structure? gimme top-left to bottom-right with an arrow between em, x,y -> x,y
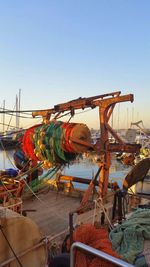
32,91 -> 140,198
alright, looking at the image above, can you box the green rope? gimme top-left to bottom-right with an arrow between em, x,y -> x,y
27,166 -> 60,191
32,122 -> 77,167
34,125 -> 45,161
45,123 -> 56,163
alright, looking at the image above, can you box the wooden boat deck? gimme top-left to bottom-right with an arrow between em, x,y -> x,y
22,189 -> 81,237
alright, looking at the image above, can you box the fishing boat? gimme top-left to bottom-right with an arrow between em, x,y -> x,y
0,90 -> 23,150
0,134 -> 19,149
1,91 -> 150,267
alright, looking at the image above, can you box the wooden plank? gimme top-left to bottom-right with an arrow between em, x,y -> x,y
23,190 -> 80,236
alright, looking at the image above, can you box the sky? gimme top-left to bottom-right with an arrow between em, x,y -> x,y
0,0 -> 150,130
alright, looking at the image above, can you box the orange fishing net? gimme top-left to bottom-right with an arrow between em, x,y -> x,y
71,224 -> 120,267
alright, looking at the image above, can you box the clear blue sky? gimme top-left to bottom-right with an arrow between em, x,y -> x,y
0,0 -> 150,129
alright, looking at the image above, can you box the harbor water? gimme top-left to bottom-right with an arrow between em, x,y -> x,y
0,149 -> 130,189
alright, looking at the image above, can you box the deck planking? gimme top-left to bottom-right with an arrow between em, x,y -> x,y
22,190 -> 81,236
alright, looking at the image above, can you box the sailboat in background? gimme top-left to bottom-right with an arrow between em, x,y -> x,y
0,89 -> 24,149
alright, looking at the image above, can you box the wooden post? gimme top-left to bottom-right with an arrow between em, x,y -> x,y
97,94 -> 134,198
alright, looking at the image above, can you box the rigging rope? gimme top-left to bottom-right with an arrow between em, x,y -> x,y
6,103 -> 16,132
0,225 -> 23,267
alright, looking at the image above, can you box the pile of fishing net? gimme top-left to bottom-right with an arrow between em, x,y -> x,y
22,121 -> 91,169
110,208 -> 150,267
68,224 -> 120,267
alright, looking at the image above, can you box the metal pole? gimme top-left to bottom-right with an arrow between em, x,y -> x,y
70,242 -> 135,267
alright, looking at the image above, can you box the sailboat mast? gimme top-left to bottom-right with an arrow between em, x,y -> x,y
18,88 -> 21,128
3,100 -> 5,134
16,94 -> 18,129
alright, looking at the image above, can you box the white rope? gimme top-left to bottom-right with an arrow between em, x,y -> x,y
97,197 -> 114,229
99,198 -> 114,229
15,160 -> 47,180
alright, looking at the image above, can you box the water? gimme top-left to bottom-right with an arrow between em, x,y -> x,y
0,149 -> 16,170
0,149 -> 130,189
63,157 -> 130,189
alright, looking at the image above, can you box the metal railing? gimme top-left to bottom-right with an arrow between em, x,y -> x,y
70,242 -> 135,267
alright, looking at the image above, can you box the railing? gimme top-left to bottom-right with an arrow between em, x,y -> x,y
70,242 -> 135,267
